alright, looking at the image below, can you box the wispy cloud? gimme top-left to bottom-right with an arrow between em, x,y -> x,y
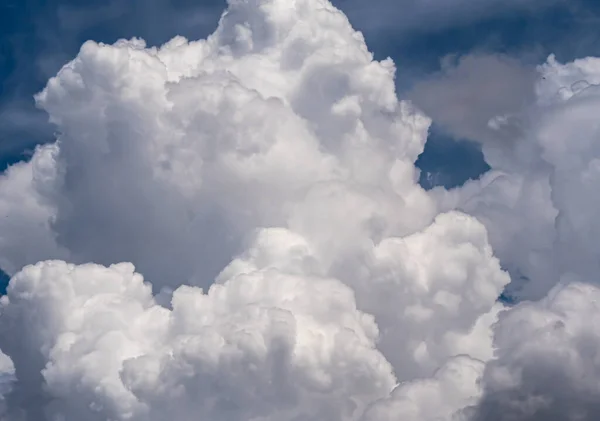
407,53 -> 537,144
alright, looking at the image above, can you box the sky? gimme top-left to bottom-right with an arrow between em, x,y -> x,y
2,0 -> 600,420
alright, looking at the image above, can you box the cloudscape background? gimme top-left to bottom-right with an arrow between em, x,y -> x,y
1,0 -> 600,420
4,0 -> 600,181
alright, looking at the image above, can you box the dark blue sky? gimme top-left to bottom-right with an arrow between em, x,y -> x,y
1,0 -> 600,290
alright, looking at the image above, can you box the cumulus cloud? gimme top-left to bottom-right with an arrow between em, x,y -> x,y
1,0 -> 440,290
1,0 -> 600,420
0,256 -> 398,421
0,0 -> 512,419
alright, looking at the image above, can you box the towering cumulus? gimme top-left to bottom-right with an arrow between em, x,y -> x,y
0,0 -> 599,420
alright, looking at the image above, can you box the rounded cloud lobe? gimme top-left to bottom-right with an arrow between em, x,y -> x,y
0,0 -> 599,420
470,282 -> 600,421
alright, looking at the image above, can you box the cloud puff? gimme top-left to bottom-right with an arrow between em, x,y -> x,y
470,281 -> 600,421
0,252 -> 397,420
362,355 -> 485,421
220,213 -> 509,382
408,53 -> 537,145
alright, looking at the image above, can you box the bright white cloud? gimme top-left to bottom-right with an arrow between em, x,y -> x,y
0,256 -> 397,420
8,0 -> 437,289
1,0 -> 600,420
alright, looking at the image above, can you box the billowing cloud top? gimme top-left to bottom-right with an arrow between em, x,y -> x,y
0,0 -> 599,420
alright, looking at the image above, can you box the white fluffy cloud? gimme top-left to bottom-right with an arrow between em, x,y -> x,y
5,0 -> 437,289
0,0 -> 507,419
0,255 -> 397,421
1,0 -> 600,420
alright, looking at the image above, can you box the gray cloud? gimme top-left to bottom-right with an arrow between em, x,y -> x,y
407,53 -> 537,144
467,282 -> 600,421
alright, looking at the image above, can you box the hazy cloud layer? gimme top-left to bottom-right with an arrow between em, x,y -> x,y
408,53 -> 537,144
